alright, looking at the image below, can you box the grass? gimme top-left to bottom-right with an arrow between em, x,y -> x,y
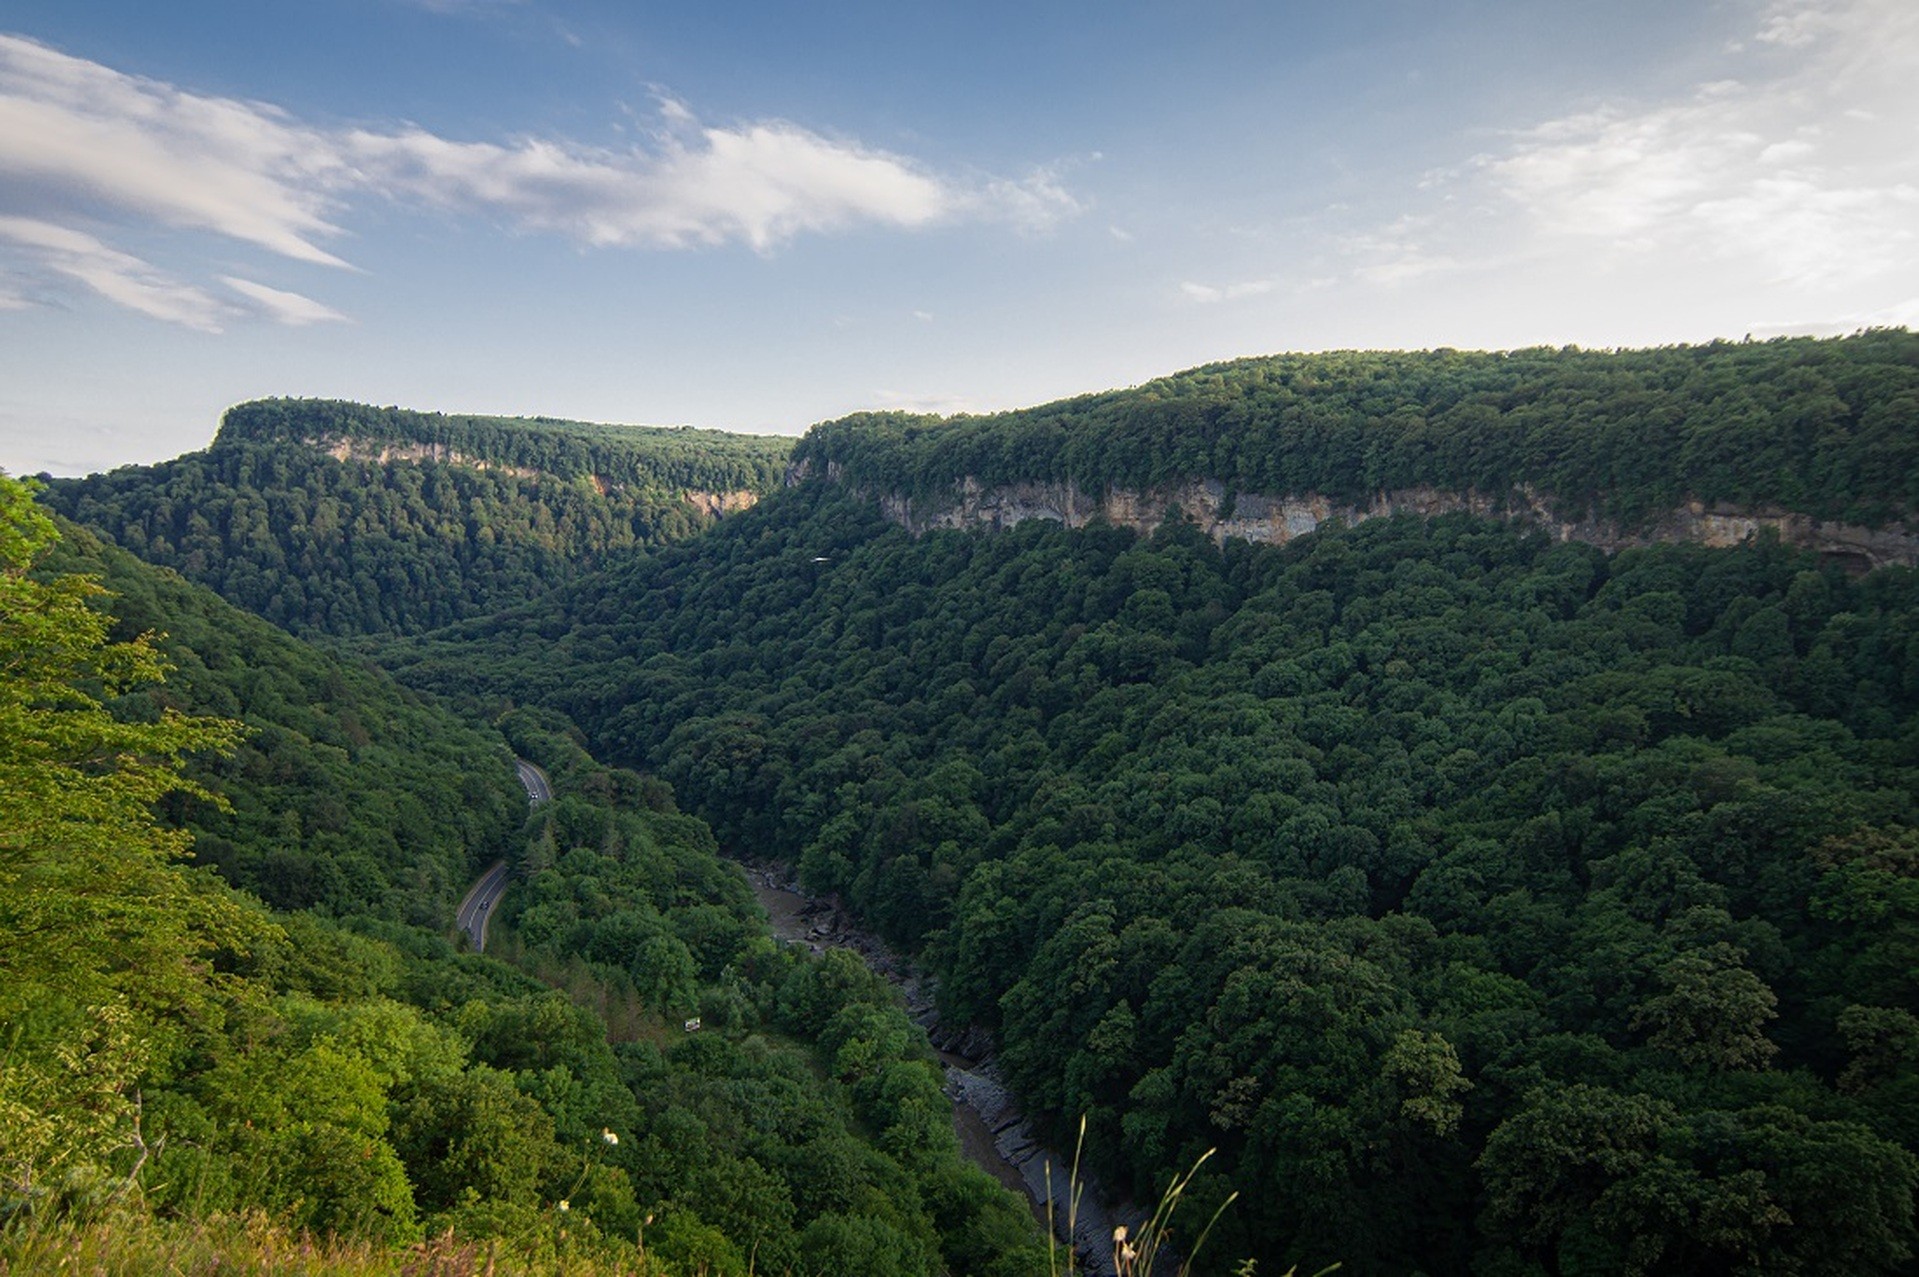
1044,1115 -> 1339,1277
0,1210 -> 665,1276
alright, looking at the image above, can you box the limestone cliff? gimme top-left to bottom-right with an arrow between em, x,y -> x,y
682,488 -> 761,518
859,475 -> 1919,571
317,437 -> 759,517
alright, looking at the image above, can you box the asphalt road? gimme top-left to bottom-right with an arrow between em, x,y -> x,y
455,860 -> 510,952
456,757 -> 554,951
514,758 -> 553,805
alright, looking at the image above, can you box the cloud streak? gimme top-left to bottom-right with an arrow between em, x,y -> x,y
0,36 -> 350,267
222,276 -> 348,326
1348,0 -> 1919,309
0,215 -> 227,330
0,33 -> 1076,326
1180,278 -> 1276,304
342,119 -> 951,252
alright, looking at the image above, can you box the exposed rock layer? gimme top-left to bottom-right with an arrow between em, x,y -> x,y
314,437 -> 761,516
682,488 -> 760,518
865,475 -> 1919,571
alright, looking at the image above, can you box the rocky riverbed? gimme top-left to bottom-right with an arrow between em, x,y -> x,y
735,859 -> 1151,1277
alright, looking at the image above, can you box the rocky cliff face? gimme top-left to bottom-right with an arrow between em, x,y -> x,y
865,475 -> 1919,571
682,488 -> 760,518
315,437 -> 761,516
318,437 -> 541,479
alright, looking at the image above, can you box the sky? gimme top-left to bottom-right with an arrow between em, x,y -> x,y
1,0 -> 1915,477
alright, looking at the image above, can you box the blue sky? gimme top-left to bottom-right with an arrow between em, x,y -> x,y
2,0 -> 1915,476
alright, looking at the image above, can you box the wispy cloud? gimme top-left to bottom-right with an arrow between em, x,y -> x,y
0,216 -> 226,330
0,35 -> 350,267
342,119 -> 950,252
222,276 -> 348,326
1180,278 -> 1277,304
964,163 -> 1084,234
0,33 -> 1079,327
395,0 -> 526,14
1348,0 -> 1919,303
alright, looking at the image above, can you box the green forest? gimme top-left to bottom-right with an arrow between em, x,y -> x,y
1,474 -> 1040,1275
39,400 -> 794,637
11,332 -> 1919,1274
389,476 -> 1919,1274
799,331 -> 1919,528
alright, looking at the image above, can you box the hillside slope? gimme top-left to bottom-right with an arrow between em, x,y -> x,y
388,475 -> 1919,1273
41,399 -> 793,637
5,480 -> 1044,1275
797,331 -> 1919,567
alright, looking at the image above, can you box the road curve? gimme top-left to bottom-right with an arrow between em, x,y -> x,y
456,757 -> 554,951
456,860 -> 510,952
515,758 -> 553,805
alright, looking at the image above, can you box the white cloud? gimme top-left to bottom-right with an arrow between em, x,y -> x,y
0,36 -> 350,266
1751,0 -> 1844,48
0,216 -> 225,330
222,276 -> 348,326
1180,278 -> 1277,304
0,32 -> 1079,327
1339,0 -> 1919,319
342,122 -> 951,252
964,164 -> 1085,234
1340,214 -> 1466,287
1481,0 -> 1919,286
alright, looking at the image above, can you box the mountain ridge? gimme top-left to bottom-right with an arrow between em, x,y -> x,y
829,470 -> 1919,570
792,331 -> 1919,544
39,399 -> 795,637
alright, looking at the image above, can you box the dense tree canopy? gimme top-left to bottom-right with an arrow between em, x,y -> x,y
797,331 -> 1919,528
20,333 -> 1919,1273
41,399 -> 793,637
1,477 -> 1042,1275
391,474 -> 1919,1273
0,474 -> 249,1211
217,399 -> 793,493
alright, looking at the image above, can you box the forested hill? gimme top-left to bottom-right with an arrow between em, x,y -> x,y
6,478 -> 1045,1275
40,399 -> 794,637
386,475 -> 1919,1274
43,518 -> 529,919
794,330 -> 1919,554
216,398 -> 792,494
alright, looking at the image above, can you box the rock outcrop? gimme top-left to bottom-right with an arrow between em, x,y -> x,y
319,437 -> 541,479
865,475 -> 1919,571
314,437 -> 761,518
682,488 -> 760,518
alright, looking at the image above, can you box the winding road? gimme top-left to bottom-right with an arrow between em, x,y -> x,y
514,757 -> 553,804
456,757 -> 552,952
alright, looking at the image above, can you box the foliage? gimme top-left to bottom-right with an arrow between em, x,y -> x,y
30,333 -> 1919,1272
40,522 -> 526,920
2,476 -> 1044,1273
488,715 -> 1047,1275
794,330 -> 1919,528
387,473 -> 1919,1273
0,473 -> 250,1214
0,1207 -> 667,1275
216,398 -> 793,492
41,398 -> 792,637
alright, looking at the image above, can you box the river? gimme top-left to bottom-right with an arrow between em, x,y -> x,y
735,859 -> 1150,1277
